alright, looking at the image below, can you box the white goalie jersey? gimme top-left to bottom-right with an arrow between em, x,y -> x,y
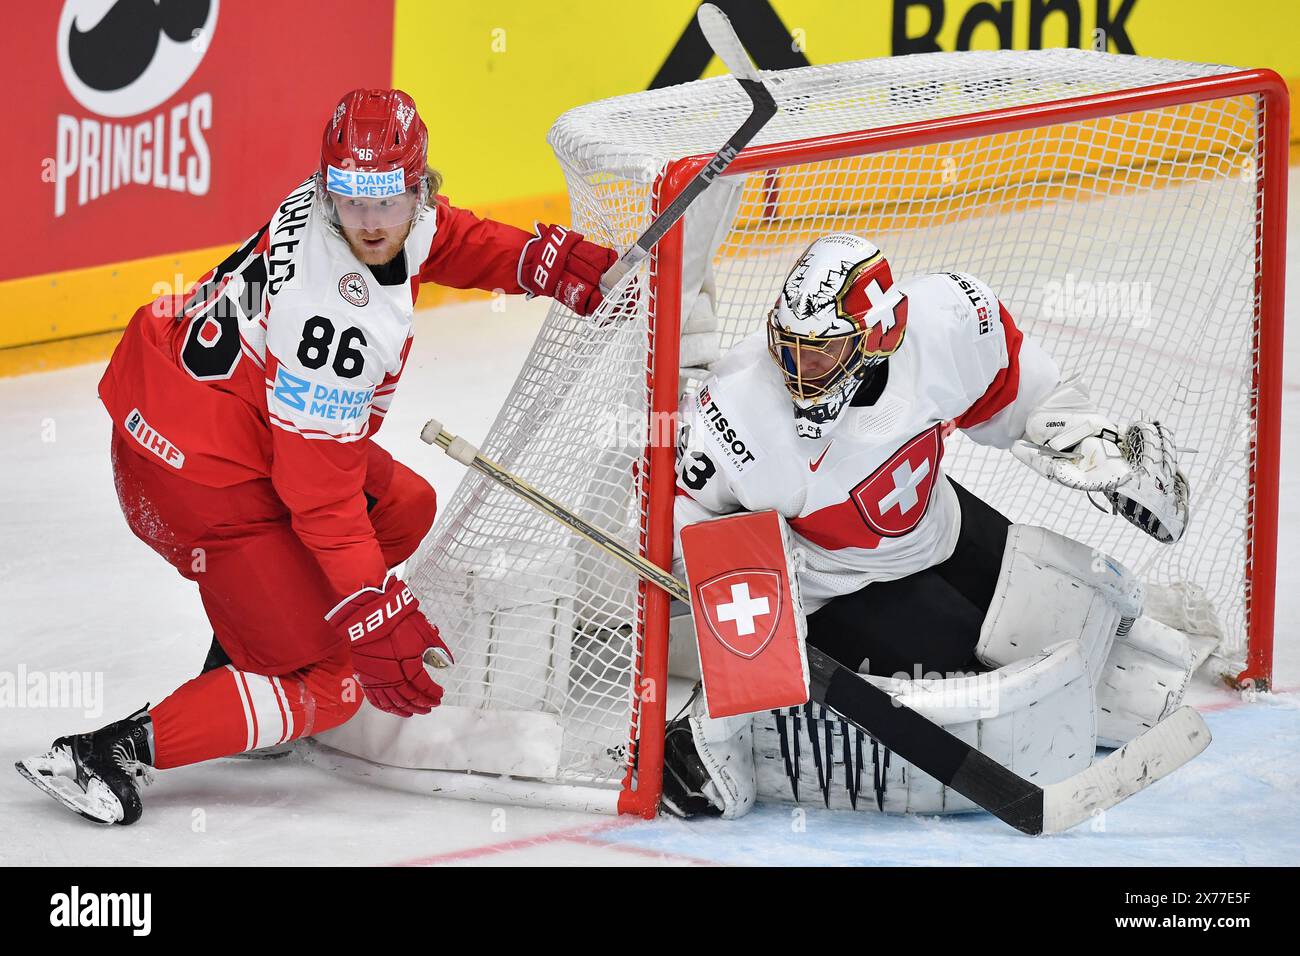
673,271 -> 1061,612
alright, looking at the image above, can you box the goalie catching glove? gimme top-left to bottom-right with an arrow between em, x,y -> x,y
1105,420 -> 1190,544
327,575 -> 454,717
1011,376 -> 1189,543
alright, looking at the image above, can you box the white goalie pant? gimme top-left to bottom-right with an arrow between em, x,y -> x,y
680,524 -> 1202,816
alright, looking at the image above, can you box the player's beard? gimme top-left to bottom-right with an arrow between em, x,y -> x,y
341,221 -> 415,266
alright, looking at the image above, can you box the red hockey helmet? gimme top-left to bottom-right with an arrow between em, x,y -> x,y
319,89 -> 430,230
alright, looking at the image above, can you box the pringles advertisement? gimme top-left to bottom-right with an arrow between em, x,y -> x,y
5,0 -> 394,299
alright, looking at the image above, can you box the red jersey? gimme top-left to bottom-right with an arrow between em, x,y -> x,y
100,176 -> 533,599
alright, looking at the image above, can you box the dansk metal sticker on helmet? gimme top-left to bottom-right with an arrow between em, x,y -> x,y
326,165 -> 405,198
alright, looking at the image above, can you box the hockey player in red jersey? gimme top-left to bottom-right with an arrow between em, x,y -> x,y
662,233 -> 1200,818
15,88 -> 617,826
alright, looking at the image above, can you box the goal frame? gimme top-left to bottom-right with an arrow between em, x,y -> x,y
624,67 -> 1288,818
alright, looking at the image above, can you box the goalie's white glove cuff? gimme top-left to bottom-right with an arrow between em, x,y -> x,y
1013,375 -> 1133,492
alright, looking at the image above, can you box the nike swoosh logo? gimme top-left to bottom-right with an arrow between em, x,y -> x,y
809,442 -> 833,472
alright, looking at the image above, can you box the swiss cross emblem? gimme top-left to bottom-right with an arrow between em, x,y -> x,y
850,424 -> 944,537
696,570 -> 783,659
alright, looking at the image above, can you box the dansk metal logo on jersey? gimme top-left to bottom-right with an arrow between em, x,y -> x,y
272,367 -> 374,424
696,570 -> 783,659
850,424 -> 944,537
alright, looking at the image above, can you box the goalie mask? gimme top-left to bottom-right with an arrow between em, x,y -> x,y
766,234 -> 903,438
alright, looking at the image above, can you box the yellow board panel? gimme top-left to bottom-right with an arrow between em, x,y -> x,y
0,330 -> 125,379
0,244 -> 233,350
391,0 -> 1300,214
391,0 -> 722,208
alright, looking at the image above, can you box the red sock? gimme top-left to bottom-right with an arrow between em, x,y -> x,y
149,646 -> 361,769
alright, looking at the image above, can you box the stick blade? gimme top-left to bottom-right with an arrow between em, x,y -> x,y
697,3 -> 759,80
1041,705 -> 1211,834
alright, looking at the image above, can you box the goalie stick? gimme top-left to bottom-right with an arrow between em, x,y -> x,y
597,3 -> 778,294
418,419 -> 1211,835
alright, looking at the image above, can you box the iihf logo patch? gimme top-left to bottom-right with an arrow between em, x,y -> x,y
339,273 -> 369,307
124,408 -> 184,469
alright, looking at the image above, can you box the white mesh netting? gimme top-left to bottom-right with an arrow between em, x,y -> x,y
403,49 -> 1271,796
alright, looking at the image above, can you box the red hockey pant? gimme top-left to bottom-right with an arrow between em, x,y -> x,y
110,432 -> 437,768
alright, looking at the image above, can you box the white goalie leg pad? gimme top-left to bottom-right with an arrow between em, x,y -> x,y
1095,615 -> 1195,747
976,524 -> 1144,681
686,690 -> 756,819
753,640 -> 1095,814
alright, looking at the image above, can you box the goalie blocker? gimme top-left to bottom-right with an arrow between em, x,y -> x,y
668,510 -> 808,817
667,509 -> 1208,819
680,511 -> 810,717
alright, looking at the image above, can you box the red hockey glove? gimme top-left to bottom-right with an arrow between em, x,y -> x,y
327,575 -> 454,718
518,223 -> 618,317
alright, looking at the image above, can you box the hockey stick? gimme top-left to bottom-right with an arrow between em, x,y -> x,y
598,3 -> 778,294
419,419 -> 1211,835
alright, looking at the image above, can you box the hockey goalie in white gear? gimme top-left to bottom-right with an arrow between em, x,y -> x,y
665,233 -> 1209,819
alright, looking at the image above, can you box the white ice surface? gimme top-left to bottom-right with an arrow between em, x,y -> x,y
2,173 -> 1299,866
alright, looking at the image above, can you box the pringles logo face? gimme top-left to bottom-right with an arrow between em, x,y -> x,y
58,0 -> 217,117
53,0 -> 220,216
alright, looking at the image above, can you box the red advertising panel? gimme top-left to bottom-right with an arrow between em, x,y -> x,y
6,0 -> 395,282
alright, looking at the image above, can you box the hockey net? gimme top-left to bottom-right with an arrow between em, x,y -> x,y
328,50 -> 1286,815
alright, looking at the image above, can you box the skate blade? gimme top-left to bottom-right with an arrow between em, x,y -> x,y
223,741 -> 299,761
15,751 -> 122,825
